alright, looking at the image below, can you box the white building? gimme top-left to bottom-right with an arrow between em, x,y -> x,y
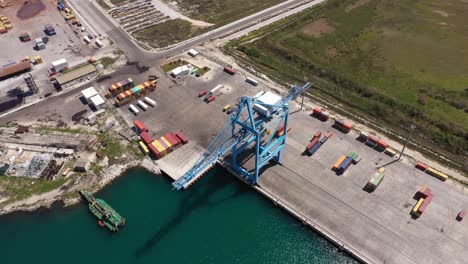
90,94 -> 105,110
170,64 -> 190,78
253,91 -> 282,116
81,86 -> 98,104
188,49 -> 199,57
52,58 -> 69,72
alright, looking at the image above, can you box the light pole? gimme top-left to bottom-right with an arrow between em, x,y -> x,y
398,123 -> 416,160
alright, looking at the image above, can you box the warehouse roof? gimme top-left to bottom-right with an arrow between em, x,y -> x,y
56,64 -> 96,85
81,86 -> 98,99
90,94 -> 105,106
0,61 -> 32,78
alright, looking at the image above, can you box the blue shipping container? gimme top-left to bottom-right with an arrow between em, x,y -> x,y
338,157 -> 353,173
307,142 -> 322,155
365,141 -> 377,148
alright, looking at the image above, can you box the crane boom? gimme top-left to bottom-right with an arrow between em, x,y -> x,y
172,83 -> 311,190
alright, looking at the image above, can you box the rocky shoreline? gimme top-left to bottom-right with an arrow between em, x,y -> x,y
0,158 -> 161,216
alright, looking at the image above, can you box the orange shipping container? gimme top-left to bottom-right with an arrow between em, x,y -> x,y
332,156 -> 346,171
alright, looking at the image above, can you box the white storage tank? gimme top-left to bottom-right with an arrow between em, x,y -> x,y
246,77 -> 259,86
137,100 -> 148,111
95,39 -> 103,48
83,36 -> 91,44
129,104 -> 139,115
144,97 -> 156,107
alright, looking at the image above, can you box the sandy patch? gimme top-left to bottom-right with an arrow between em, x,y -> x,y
345,0 -> 371,13
302,18 -> 336,38
325,46 -> 338,57
433,10 -> 449,17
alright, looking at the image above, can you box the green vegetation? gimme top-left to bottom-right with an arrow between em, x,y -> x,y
167,0 -> 285,25
135,19 -> 210,48
227,0 -> 468,171
196,66 -> 211,76
0,177 -> 67,204
35,126 -> 87,134
98,133 -> 125,163
161,59 -> 189,72
100,57 -> 117,69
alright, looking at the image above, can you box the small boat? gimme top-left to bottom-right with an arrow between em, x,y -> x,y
98,221 -> 105,227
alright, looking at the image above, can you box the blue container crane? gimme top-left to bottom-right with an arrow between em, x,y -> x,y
172,83 -> 312,190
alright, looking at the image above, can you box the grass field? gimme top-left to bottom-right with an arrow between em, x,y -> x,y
227,0 -> 468,170
135,19 -> 210,48
167,0 -> 286,25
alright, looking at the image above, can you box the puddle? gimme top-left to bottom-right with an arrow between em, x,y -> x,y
17,0 -> 46,20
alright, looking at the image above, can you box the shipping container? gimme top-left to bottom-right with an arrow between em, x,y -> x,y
152,140 -> 166,154
411,198 -> 425,217
319,136 -> 328,144
83,36 -> 91,44
358,131 -> 369,141
168,132 -> 182,146
418,194 -> 432,214
176,132 -> 189,144
223,104 -> 231,112
223,66 -> 236,75
148,143 -> 161,159
313,131 -> 322,139
206,96 -> 215,103
245,77 -> 259,86
165,133 -> 180,148
377,140 -> 388,148
137,100 -> 149,110
143,96 -> 156,107
337,157 -> 353,174
366,172 -> 384,191
95,39 -> 103,48
312,107 -> 321,116
321,111 -> 330,121
384,148 -> 397,157
198,90 -> 207,97
307,142 -> 322,155
160,137 -> 172,150
332,156 -> 346,171
157,138 -> 170,151
306,138 -> 319,151
139,132 -> 153,145
129,104 -> 139,115
365,140 -> 377,148
134,120 -> 148,133
210,84 -> 224,94
138,141 -> 150,154
415,162 -> 428,171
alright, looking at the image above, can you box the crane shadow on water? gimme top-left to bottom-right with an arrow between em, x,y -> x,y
134,166 -> 249,258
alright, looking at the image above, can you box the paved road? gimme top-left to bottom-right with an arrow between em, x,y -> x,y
69,0 -> 325,64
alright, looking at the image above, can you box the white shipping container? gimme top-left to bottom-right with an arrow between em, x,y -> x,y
129,104 -> 139,115
52,58 -> 69,72
144,97 -> 156,107
83,36 -> 91,44
95,39 -> 103,48
137,100 -> 148,110
246,77 -> 259,86
210,84 -> 224,94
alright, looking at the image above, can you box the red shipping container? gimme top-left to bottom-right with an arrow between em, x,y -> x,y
313,131 -> 322,139
418,194 -> 432,213
415,162 -> 428,171
206,96 -> 215,103
223,67 -> 236,75
139,132 -> 153,145
306,138 -> 319,150
343,122 -> 353,130
134,120 -> 148,133
377,140 -> 387,148
325,132 -> 333,139
176,132 -> 189,144
169,132 -> 182,145
312,107 -> 321,116
198,90 -> 207,97
148,144 -> 161,158
368,136 -> 378,143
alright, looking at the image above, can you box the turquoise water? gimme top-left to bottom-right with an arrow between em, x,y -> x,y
0,167 -> 358,264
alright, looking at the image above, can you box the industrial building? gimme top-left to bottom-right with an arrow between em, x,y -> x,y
81,86 -> 98,104
90,94 -> 105,110
0,60 -> 32,79
55,64 -> 97,89
170,65 -> 191,78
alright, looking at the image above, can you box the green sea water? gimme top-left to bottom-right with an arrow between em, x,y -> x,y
0,167 -> 358,264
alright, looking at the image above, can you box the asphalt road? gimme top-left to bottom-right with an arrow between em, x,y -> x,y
69,0 -> 324,64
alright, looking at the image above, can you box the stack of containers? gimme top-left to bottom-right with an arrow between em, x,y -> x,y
115,81 -> 156,106
365,167 -> 385,192
140,132 -> 154,145
334,118 -> 352,133
332,156 -> 346,171
357,131 -> 369,142
306,132 -> 332,156
305,131 -> 321,154
107,78 -> 134,97
411,187 -> 433,218
365,135 -> 379,148
134,120 -> 148,133
348,151 -> 361,164
312,107 -> 330,121
337,156 -> 353,175
425,167 -> 448,181
384,148 -> 397,157
376,140 -> 388,152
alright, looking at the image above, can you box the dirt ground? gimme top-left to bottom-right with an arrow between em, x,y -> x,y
301,18 -> 336,37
